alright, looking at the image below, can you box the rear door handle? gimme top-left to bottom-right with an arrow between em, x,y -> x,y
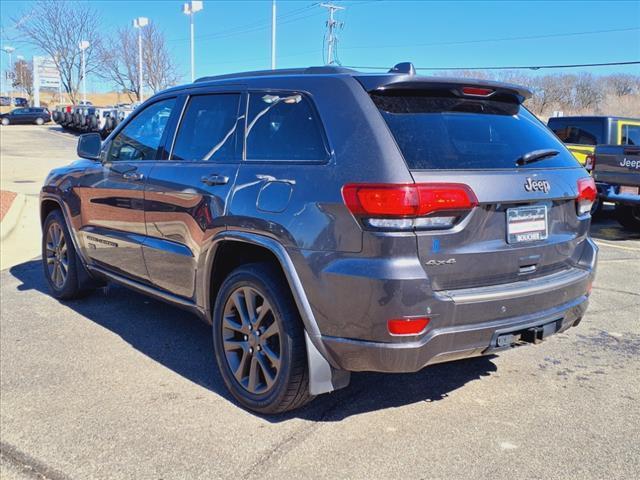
201,174 -> 229,186
122,171 -> 144,181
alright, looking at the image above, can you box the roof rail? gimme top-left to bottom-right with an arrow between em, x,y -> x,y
195,65 -> 356,83
388,62 -> 416,75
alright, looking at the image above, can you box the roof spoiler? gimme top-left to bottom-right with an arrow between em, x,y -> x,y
356,75 -> 532,103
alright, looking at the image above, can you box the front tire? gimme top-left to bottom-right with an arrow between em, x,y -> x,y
1,118 -> 9,126
42,210 -> 86,299
212,263 -> 312,414
615,204 -> 640,232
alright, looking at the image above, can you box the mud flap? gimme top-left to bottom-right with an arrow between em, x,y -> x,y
305,331 -> 350,396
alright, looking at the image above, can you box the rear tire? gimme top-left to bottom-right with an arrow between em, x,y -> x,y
615,205 -> 640,232
42,210 -> 93,299
35,117 -> 44,126
1,118 -> 9,126
212,263 -> 312,414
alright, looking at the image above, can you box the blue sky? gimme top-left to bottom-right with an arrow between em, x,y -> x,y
1,0 -> 639,91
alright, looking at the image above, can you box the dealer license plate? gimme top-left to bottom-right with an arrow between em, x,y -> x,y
506,206 -> 548,244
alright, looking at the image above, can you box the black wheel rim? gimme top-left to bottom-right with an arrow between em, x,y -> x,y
222,287 -> 281,395
45,222 -> 68,289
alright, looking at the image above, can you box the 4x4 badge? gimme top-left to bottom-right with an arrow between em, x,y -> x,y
426,258 -> 456,266
524,178 -> 550,193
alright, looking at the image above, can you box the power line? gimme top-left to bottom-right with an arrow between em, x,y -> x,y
167,3 -> 320,44
344,60 -> 640,71
342,26 -> 640,51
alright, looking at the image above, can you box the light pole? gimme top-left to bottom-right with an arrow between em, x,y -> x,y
78,41 -> 89,104
133,17 -> 149,102
2,46 -> 15,102
182,1 -> 203,82
271,0 -> 276,69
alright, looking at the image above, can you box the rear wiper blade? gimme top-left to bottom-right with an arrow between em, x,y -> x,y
516,149 -> 560,166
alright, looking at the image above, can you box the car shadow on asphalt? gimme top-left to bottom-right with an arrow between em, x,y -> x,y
9,259 -> 499,422
589,206 -> 640,241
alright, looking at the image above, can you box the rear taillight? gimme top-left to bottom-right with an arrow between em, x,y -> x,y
585,153 -> 596,171
576,177 -> 597,216
342,183 -> 477,230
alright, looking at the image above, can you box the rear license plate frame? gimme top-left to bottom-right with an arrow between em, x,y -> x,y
506,205 -> 548,244
620,185 -> 640,196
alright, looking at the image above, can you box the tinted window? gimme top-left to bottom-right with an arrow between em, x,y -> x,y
246,92 -> 328,161
621,124 -> 640,146
373,92 -> 579,170
13,108 -> 27,115
547,118 -> 604,145
109,98 -> 175,162
171,94 -> 240,162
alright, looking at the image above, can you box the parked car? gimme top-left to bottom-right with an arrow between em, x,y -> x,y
547,115 -> 640,169
592,144 -> 640,231
39,64 -> 597,414
1,107 -> 51,125
0,96 -> 11,106
13,97 -> 28,107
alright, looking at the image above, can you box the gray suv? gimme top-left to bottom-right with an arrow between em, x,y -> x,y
40,64 -> 598,413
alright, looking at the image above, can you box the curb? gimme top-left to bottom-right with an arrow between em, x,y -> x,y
0,193 -> 27,241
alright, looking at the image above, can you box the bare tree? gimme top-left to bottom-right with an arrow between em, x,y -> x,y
12,59 -> 34,98
97,23 -> 180,101
13,1 -> 102,104
606,73 -> 639,97
142,24 -> 180,94
573,73 -> 603,110
96,28 -> 140,102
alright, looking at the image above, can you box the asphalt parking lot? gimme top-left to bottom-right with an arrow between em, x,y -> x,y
1,125 -> 639,479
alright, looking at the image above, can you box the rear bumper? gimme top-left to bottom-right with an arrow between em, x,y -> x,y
321,294 -> 588,373
318,237 -> 597,373
597,182 -> 640,205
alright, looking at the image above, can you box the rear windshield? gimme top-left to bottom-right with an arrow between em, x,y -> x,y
547,118 -> 604,146
372,90 -> 579,170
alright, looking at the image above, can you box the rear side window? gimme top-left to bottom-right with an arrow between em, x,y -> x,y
171,93 -> 241,162
621,124 -> 640,145
548,118 -> 604,146
372,91 -> 579,170
245,92 -> 329,161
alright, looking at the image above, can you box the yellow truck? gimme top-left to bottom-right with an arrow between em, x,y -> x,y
547,116 -> 640,169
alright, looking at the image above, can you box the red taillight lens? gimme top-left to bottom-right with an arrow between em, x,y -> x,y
342,183 -> 477,230
462,86 -> 494,96
342,184 -> 419,217
585,153 -> 596,171
388,317 -> 430,336
576,177 -> 597,216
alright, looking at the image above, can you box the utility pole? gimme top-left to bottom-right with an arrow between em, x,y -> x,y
133,17 -> 149,102
183,1 -> 204,82
320,3 -> 344,65
271,0 -> 276,70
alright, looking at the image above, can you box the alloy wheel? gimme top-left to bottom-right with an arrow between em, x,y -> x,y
45,222 -> 68,288
222,287 -> 281,395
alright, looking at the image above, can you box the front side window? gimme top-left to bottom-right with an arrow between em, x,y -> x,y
109,98 -> 175,162
245,92 -> 329,161
621,124 -> 640,145
171,93 -> 241,162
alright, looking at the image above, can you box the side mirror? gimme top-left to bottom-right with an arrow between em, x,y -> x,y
77,133 -> 102,161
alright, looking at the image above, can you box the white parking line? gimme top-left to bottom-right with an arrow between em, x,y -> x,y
594,240 -> 640,252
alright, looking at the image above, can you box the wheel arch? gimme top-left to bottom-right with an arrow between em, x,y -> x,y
202,231 -> 350,396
